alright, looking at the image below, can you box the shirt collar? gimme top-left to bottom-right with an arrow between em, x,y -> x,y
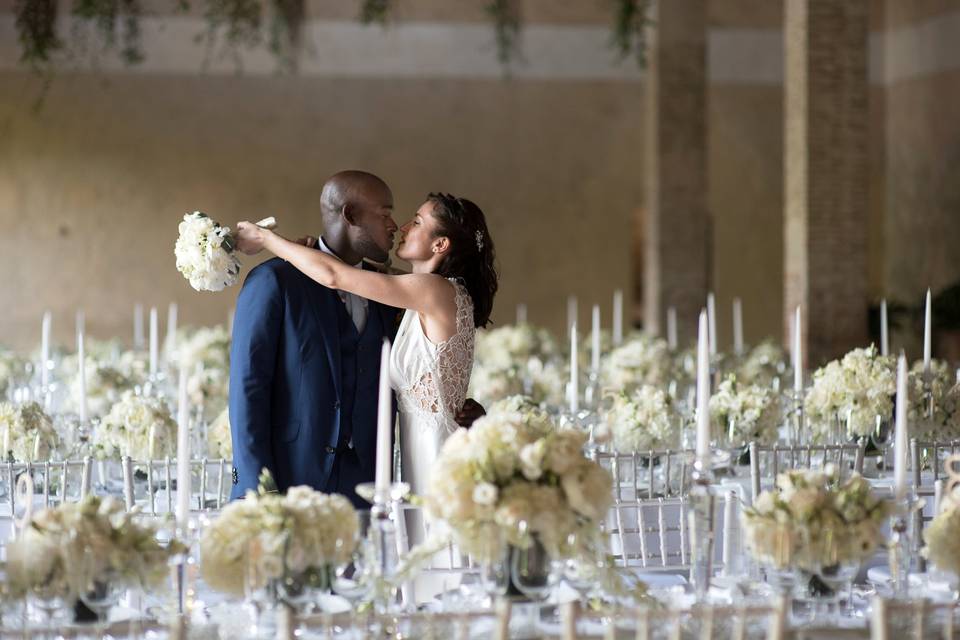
317,236 -> 363,269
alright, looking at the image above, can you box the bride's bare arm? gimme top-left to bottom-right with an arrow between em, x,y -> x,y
234,221 -> 452,315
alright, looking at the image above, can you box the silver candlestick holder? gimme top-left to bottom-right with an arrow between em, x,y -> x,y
688,460 -> 715,602
887,493 -> 920,599
356,482 -> 410,615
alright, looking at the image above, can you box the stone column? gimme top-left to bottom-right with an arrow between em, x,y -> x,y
784,0 -> 870,366
642,0 -> 709,344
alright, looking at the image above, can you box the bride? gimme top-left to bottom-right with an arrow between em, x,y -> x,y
235,192 -> 498,495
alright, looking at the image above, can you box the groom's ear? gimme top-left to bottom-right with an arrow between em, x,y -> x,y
341,203 -> 357,226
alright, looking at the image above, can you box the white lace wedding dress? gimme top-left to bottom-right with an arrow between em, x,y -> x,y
388,278 -> 475,605
389,278 -> 475,495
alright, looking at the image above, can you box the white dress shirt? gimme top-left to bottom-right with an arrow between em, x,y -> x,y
317,236 -> 368,333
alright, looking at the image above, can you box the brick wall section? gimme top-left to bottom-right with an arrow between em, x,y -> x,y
784,0 -> 871,366
643,0 -> 709,344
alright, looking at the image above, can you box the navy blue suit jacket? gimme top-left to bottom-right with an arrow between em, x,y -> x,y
228,256 -> 400,499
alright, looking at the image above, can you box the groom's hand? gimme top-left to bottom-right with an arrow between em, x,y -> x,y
295,235 -> 317,248
455,398 -> 485,428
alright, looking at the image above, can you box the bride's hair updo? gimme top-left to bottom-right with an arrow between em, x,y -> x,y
426,193 -> 498,328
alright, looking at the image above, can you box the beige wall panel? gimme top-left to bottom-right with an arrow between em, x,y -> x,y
0,72 -> 642,349
709,86 -> 784,351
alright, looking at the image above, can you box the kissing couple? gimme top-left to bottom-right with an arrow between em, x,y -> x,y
227,170 -> 498,508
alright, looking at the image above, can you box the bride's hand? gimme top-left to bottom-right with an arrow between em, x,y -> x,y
235,221 -> 269,255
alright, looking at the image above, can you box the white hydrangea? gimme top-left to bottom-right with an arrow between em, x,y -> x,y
174,212 -> 241,292
601,334 -> 672,392
424,408 -> 611,562
604,386 -> 678,453
805,346 -> 896,442
94,391 -> 177,460
200,478 -> 359,596
709,375 -> 781,445
69,360 -> 136,418
0,401 -> 58,462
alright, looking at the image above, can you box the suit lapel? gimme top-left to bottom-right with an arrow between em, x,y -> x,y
302,277 -> 342,400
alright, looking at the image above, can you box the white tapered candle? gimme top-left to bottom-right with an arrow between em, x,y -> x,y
612,290 -> 624,346
32,433 -> 40,462
733,297 -> 744,356
667,307 -> 678,350
793,306 -> 803,394
591,305 -> 601,373
569,323 -> 579,414
40,311 -> 51,388
133,304 -> 144,350
166,303 -> 178,360
375,339 -> 392,494
880,299 -> 889,357
77,312 -> 87,424
696,310 -> 711,466
924,289 -> 932,372
567,296 -> 578,340
894,353 -> 909,500
176,367 -> 190,525
707,293 -> 717,357
149,307 -> 158,377
516,303 -> 527,325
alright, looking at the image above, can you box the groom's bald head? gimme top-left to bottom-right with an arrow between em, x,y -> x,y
320,170 -> 396,263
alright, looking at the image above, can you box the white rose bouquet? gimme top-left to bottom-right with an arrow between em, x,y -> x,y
5,495 -> 186,600
0,349 -> 28,397
805,346 -> 896,442
742,467 -> 889,571
474,323 -> 560,371
601,334 -> 672,391
709,375 -> 782,446
200,472 -> 359,596
175,212 -> 276,292
736,340 -> 787,388
94,391 -> 177,460
69,361 -> 136,418
923,488 -> 960,578
0,401 -> 58,462
424,406 -> 612,561
604,386 -> 678,453
207,407 -> 232,459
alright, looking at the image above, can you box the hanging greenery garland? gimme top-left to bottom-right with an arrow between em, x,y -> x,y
11,0 -> 649,77
611,0 -> 653,67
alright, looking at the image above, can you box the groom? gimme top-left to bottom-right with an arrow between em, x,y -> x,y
228,170 -> 480,506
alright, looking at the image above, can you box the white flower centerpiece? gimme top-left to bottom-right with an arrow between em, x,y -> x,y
743,467 -> 889,588
207,407 -> 232,459
200,471 -> 359,597
923,487 -> 960,581
470,323 -> 564,407
736,340 -> 788,389
0,349 -> 28,398
709,375 -> 782,447
804,346 -> 896,443
600,334 -> 672,392
175,325 -> 231,419
69,361 -> 137,418
175,212 -> 276,292
423,405 -> 612,563
604,386 -> 679,453
5,495 -> 186,602
0,401 -> 59,462
93,391 -> 177,460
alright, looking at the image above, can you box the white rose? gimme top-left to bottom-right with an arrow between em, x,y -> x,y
472,482 -> 498,506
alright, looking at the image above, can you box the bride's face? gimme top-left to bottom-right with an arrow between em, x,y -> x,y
396,201 -> 445,262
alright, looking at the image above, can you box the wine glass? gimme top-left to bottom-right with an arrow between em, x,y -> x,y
29,580 -> 69,639
333,511 -> 372,633
477,527 -> 510,606
563,531 -> 602,602
244,537 -> 279,638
